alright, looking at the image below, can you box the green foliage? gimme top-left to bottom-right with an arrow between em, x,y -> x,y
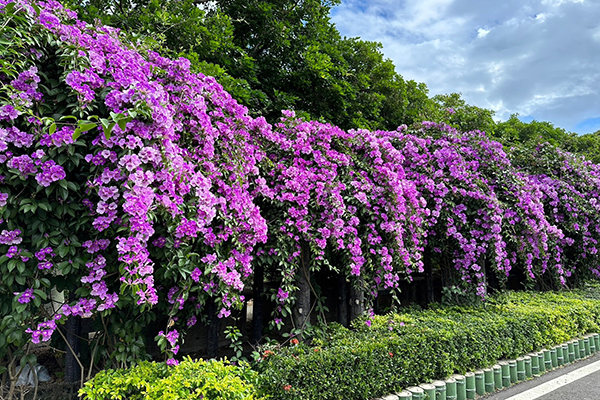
79,358 -> 265,400
68,0 -> 436,131
493,114 -> 577,147
564,130 -> 600,164
424,92 -> 497,134
254,291 -> 600,400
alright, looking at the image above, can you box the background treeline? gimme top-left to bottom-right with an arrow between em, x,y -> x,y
67,0 -> 600,160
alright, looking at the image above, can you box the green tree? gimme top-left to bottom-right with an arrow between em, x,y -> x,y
493,114 -> 576,147
68,0 -> 433,131
424,92 -> 496,134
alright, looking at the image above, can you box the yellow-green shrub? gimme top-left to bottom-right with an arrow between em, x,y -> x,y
79,358 -> 264,400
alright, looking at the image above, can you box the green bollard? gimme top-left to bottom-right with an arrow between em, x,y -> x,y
573,340 -> 581,361
524,355 -> 532,378
528,353 -> 540,376
433,380 -> 446,400
509,360 -> 518,383
587,334 -> 596,354
550,347 -> 558,368
397,391 -> 413,400
419,383 -> 436,400
493,364 -> 502,390
594,334 -> 600,353
537,352 -> 546,373
584,337 -> 591,357
516,357 -> 526,381
579,339 -> 585,359
465,372 -> 476,400
500,361 -> 511,387
569,341 -> 576,362
445,378 -> 457,400
475,370 -> 485,396
407,386 -> 424,400
562,344 -> 570,365
451,374 -> 466,400
543,349 -> 552,371
556,345 -> 564,366
484,368 -> 494,393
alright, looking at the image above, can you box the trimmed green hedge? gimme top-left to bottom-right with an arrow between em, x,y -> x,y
79,358 -> 265,400
254,291 -> 600,400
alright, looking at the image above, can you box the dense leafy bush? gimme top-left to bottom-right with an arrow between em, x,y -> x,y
254,290 -> 600,400
79,358 -> 264,400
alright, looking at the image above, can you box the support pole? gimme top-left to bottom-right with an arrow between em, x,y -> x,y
206,300 -> 219,359
64,316 -> 81,384
252,262 -> 264,344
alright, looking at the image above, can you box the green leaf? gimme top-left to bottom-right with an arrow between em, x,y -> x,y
117,117 -> 131,132
33,289 -> 47,301
78,122 -> 98,132
57,246 -> 69,258
103,122 -> 116,139
49,123 -> 57,134
5,2 -> 16,15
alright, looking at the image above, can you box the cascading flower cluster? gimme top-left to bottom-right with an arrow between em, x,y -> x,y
512,143 -> 600,283
2,0 -> 600,370
388,122 -> 564,293
0,0 -> 271,364
254,114 -> 426,315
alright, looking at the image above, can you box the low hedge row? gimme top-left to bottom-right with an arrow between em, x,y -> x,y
78,290 -> 600,400
79,357 -> 265,400
254,290 -> 600,399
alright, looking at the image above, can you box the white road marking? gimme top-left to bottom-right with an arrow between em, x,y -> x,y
505,359 -> 600,400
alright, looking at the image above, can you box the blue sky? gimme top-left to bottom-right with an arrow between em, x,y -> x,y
330,0 -> 600,134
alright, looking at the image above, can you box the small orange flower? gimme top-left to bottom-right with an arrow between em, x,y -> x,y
389,352 -> 394,358
283,384 -> 292,391
290,338 -> 299,345
262,349 -> 274,359
314,348 -> 319,352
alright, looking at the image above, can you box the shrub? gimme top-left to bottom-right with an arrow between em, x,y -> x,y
254,290 -> 600,400
79,357 -> 265,400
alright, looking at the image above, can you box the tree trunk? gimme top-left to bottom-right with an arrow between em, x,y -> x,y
64,315 -> 81,384
252,262 -> 264,344
206,300 -> 219,359
337,275 -> 348,327
292,242 -> 311,338
349,277 -> 365,321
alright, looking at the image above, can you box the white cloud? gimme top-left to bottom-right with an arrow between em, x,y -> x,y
477,28 -> 490,38
331,0 -> 600,133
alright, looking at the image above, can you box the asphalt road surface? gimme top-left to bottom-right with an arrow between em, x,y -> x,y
482,352 -> 600,400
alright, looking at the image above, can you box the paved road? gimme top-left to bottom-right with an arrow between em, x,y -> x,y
482,352 -> 600,400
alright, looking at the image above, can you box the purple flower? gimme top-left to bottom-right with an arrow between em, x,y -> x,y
166,358 -> 179,366
191,268 -> 202,282
0,230 -> 22,245
15,289 -> 35,304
